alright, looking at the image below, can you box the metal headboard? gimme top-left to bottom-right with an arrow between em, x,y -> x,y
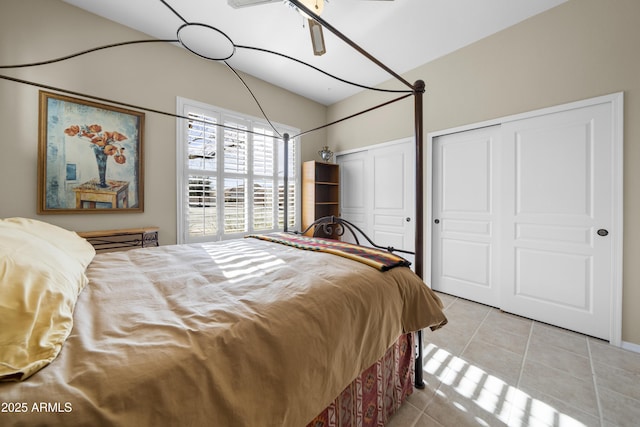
296,215 -> 414,256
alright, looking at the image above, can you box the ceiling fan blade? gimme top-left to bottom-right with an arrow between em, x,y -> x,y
308,19 -> 326,56
227,0 -> 280,8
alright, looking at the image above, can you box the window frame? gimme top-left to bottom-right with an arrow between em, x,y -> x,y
176,97 -> 300,244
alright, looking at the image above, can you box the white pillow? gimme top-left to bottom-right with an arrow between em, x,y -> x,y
0,217 -> 95,381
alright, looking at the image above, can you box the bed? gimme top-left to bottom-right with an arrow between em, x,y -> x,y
0,217 -> 447,426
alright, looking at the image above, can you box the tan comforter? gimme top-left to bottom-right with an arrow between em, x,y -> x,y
0,238 -> 446,427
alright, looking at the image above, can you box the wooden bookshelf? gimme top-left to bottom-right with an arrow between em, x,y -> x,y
302,161 -> 340,238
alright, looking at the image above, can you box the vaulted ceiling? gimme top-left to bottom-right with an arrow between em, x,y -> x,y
62,0 -> 567,105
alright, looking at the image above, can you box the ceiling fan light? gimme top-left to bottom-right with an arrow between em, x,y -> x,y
298,0 -> 324,17
308,19 -> 326,56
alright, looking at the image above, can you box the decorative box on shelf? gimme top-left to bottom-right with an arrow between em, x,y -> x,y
77,227 -> 159,253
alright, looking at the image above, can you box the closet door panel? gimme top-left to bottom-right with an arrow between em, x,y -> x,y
370,143 -> 414,256
339,151 -> 367,245
500,102 -> 614,340
337,139 -> 415,265
431,126 -> 502,307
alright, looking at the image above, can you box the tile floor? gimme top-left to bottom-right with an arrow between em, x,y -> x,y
388,292 -> 640,427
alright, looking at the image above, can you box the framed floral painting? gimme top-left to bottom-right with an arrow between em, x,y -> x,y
37,91 -> 145,214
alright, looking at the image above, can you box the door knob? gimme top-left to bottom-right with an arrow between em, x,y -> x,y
405,217 -> 411,222
597,229 -> 609,236
434,219 -> 440,224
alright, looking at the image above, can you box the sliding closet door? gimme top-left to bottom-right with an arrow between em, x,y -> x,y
431,126 -> 502,307
431,95 -> 621,341
500,103 -> 614,340
339,150 -> 368,244
337,139 -> 415,262
370,142 -> 415,260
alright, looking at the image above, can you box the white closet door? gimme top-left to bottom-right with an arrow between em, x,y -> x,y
500,103 -> 614,340
337,139 -> 415,262
339,150 -> 368,245
370,142 -> 415,260
431,95 -> 620,341
431,126 -> 502,307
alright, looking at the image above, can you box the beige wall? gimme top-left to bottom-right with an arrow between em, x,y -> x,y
0,0 -> 327,244
327,0 -> 640,346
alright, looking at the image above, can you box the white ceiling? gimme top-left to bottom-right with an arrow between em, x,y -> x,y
62,0 -> 567,105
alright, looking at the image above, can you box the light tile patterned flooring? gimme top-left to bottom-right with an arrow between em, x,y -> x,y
388,292 -> 640,427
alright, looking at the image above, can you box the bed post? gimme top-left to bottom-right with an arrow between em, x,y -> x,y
414,80 -> 426,389
283,133 -> 289,233
287,1 -> 428,390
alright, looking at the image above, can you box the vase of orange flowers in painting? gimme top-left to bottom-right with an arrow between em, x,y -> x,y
64,124 -> 127,188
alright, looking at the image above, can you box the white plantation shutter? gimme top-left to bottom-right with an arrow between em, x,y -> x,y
252,126 -> 276,231
277,137 -> 297,230
188,112 -> 217,172
252,126 -> 275,175
186,112 -> 218,238
187,175 -> 217,236
223,118 -> 248,173
177,98 -> 300,243
253,178 -> 274,230
223,178 -> 247,233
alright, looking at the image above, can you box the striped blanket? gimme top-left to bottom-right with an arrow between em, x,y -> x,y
246,232 -> 411,271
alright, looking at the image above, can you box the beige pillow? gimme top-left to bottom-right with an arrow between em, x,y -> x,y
0,217 -> 95,381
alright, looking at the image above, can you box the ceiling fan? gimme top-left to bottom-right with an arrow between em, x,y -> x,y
227,0 -> 393,56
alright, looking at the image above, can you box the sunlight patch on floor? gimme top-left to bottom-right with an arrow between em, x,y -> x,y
424,343 -> 588,427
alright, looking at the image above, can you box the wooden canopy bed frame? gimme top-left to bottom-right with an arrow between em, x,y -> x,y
0,2 -> 443,426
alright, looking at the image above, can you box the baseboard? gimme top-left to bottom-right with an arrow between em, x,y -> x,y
621,341 -> 640,354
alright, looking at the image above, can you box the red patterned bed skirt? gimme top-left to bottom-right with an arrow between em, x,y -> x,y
307,333 -> 415,427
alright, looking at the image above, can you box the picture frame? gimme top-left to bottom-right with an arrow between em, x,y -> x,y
37,91 -> 145,214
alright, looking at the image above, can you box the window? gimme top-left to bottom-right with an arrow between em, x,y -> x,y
177,97 -> 299,243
